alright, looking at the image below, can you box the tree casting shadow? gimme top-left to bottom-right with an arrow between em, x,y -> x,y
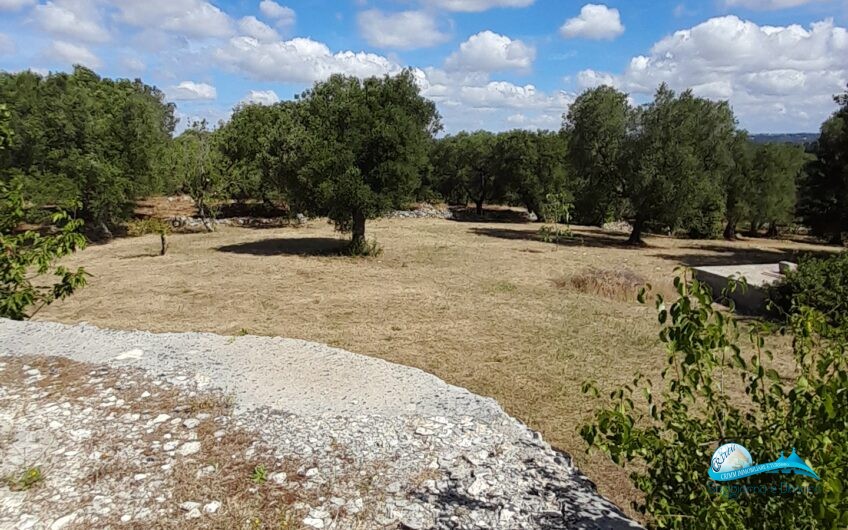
216,237 -> 348,256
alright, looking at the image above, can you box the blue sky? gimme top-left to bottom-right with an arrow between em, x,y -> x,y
1,0 -> 847,133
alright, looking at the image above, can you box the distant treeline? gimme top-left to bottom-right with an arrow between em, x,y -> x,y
1,66 -> 847,246
750,133 -> 819,146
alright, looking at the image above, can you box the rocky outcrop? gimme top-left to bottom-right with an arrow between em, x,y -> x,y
0,320 -> 639,529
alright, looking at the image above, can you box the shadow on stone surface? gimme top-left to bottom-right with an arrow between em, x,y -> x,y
417,440 -> 642,530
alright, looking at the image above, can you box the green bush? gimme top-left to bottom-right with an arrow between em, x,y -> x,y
581,272 -> 847,529
126,218 -> 171,237
1,181 -> 88,320
771,252 -> 848,327
678,194 -> 725,239
1,104 -> 88,319
538,192 -> 573,244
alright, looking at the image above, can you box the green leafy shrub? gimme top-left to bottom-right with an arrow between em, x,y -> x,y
678,194 -> 725,239
2,106 -> 88,320
1,181 -> 89,320
126,218 -> 172,237
345,237 -> 383,257
538,192 -> 573,244
251,464 -> 268,485
771,252 -> 848,327
581,271 -> 847,529
6,466 -> 44,491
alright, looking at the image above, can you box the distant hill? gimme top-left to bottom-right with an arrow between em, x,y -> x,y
750,133 -> 819,146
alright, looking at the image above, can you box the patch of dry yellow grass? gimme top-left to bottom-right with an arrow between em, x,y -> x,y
37,216 -> 838,519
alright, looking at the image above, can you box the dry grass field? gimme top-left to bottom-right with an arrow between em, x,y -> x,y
36,214 -> 840,518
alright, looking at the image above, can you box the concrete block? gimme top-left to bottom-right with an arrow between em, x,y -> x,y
693,262 -> 795,315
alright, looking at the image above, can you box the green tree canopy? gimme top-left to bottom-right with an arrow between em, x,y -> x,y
563,84 -> 736,242
0,67 -> 176,229
746,143 -> 807,236
625,85 -> 736,243
429,132 -> 501,213
216,102 -> 292,207
799,88 -> 848,244
490,130 -> 569,219
563,85 -> 630,225
1,103 -> 88,320
161,120 -> 224,231
723,132 -> 755,239
275,71 -> 440,250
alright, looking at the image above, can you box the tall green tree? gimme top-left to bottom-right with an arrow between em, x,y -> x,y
217,102 -> 291,207
625,85 -> 736,243
1,104 -> 88,320
164,120 -> 224,231
723,132 -> 755,239
429,132 -> 503,213
276,71 -> 440,250
746,143 -> 807,237
0,67 -> 175,229
491,130 -> 569,218
799,88 -> 848,244
428,135 -> 467,205
563,85 -> 630,226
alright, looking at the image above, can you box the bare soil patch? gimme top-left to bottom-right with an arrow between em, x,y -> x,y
36,215 -> 840,518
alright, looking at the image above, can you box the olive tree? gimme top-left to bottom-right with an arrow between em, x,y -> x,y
723,132 -> 755,240
799,87 -> 848,244
1,105 -> 88,320
165,120 -> 224,231
0,67 -> 175,229
278,71 -> 440,251
746,143 -> 807,237
625,85 -> 736,243
492,130 -> 569,219
563,85 -> 630,226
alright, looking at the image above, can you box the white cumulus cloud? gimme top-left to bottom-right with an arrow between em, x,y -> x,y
357,10 -> 450,50
214,36 -> 401,83
416,67 -> 573,132
33,0 -> 109,43
576,69 -> 619,90
113,0 -> 233,39
168,81 -> 217,100
0,0 -> 35,10
445,31 -> 535,73
241,89 -> 280,105
428,0 -> 534,12
608,16 -> 848,131
560,4 -> 625,40
259,0 -> 295,28
45,40 -> 101,68
238,16 -> 280,42
722,0 -> 826,9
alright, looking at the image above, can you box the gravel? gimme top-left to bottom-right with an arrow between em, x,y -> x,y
0,319 -> 640,529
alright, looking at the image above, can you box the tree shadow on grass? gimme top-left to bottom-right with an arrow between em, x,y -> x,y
449,207 -> 534,224
216,237 -> 348,256
470,226 -> 641,250
653,245 -> 839,268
